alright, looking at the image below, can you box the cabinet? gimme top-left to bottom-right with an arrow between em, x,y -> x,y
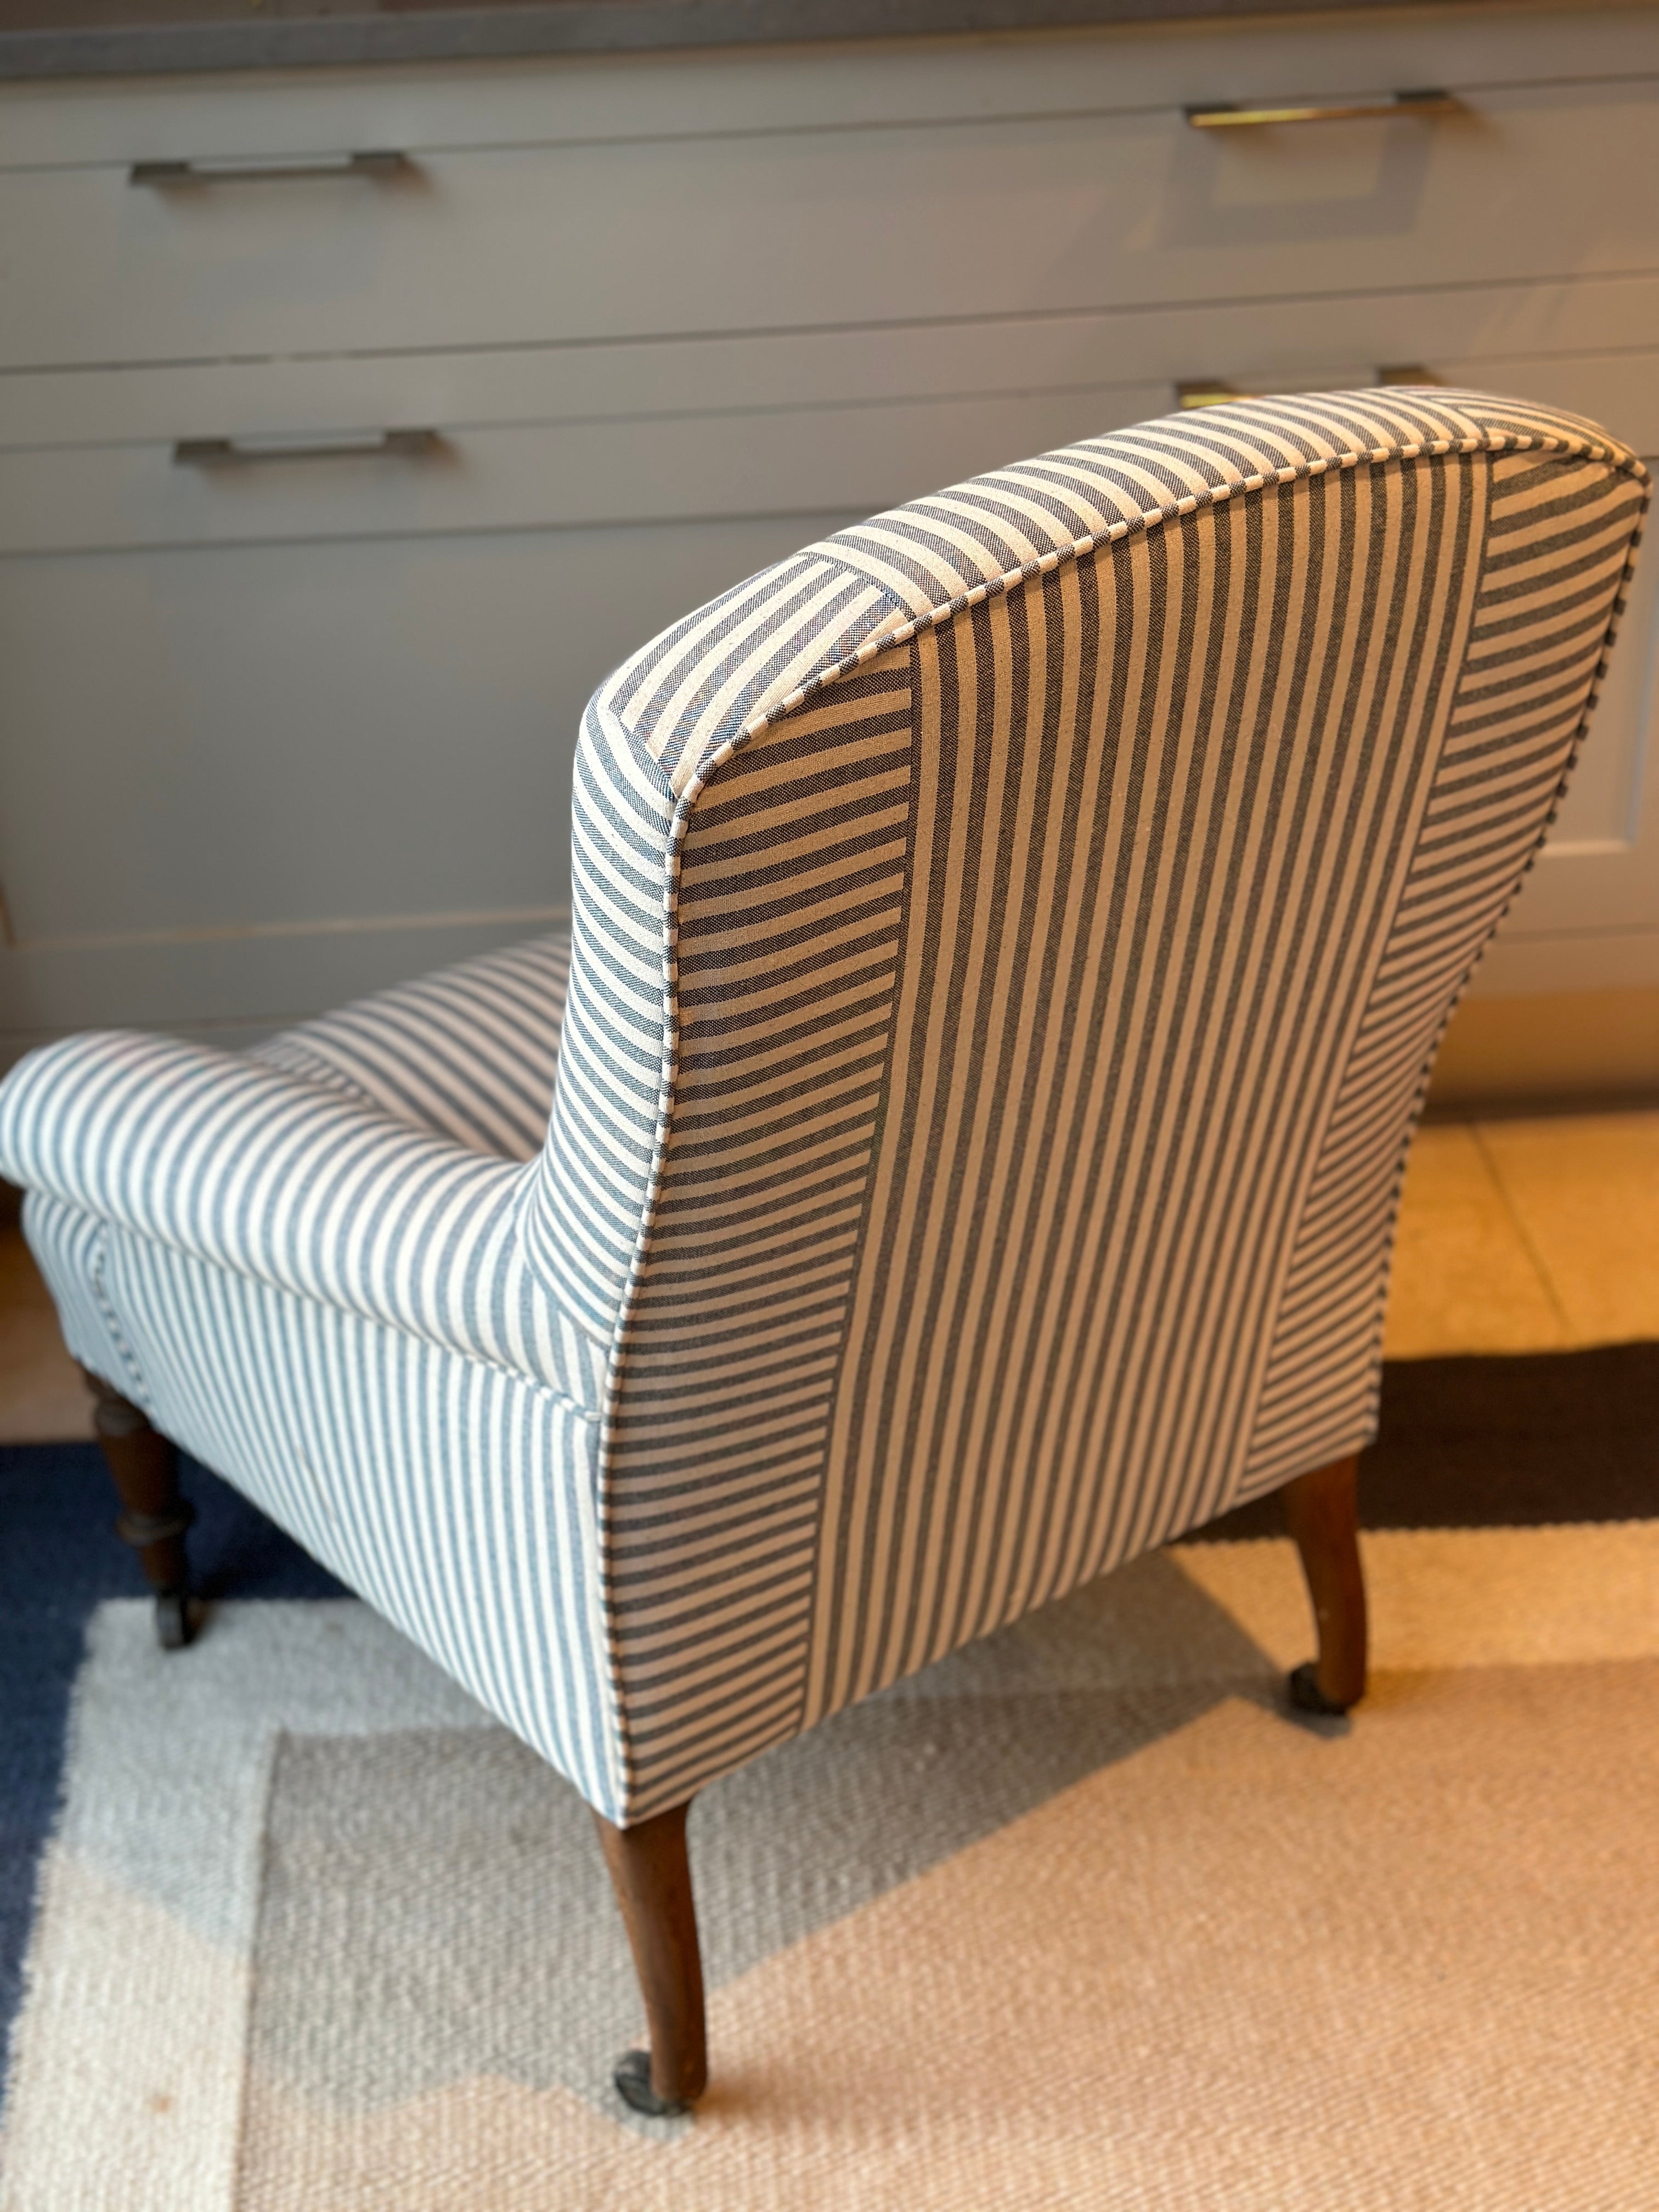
3,4 -> 1657,1066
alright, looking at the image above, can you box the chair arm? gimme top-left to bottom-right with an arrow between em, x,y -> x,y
0,1029 -> 588,1396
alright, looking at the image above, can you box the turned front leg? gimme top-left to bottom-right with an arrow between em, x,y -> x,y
81,1365 -> 194,1650
592,1799 -> 707,2115
1283,1451 -> 1367,1717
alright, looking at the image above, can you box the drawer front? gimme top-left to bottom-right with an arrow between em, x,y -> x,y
5,269 -> 1659,454
0,388 -> 1171,557
5,447 -> 1653,1052
3,339 -> 1652,1047
7,8 -> 1656,168
3,75 -> 1657,372
3,336 -> 1654,562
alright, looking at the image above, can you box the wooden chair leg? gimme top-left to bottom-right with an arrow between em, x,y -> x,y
81,1365 -> 194,1650
1283,1451 -> 1367,1718
592,1799 -> 707,2117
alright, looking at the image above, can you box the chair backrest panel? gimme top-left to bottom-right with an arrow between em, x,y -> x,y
806,451 -> 1491,1723
531,392 -> 1645,1818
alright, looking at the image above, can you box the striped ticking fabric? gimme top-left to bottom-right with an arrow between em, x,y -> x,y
252,932 -> 571,1162
0,391 -> 1644,1824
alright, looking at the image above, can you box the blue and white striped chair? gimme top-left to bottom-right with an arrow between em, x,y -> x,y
0,391 -> 1644,2115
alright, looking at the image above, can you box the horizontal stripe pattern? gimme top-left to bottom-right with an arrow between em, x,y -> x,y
253,933 -> 572,1163
602,663 -> 916,1809
0,1028 -> 606,1411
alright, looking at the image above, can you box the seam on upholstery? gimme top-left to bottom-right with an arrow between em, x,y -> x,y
675,432 -> 1650,1516
588,580 -> 911,1815
1220,446 -> 1503,1500
84,1216 -> 153,1407
506,1169 -> 614,1351
730,430 -> 1650,767
1224,446 -> 1650,1509
247,1045 -> 384,1113
95,1216 -> 601,1427
590,777 -> 700,1818
784,634 -> 927,1748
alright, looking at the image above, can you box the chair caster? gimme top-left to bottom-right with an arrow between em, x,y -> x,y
154,1590 -> 193,1651
1286,1661 -> 1351,1719
613,2047 -> 692,2119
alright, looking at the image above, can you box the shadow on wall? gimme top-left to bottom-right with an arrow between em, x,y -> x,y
1427,987 -> 1659,1115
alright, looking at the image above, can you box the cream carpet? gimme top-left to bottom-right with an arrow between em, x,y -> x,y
4,1527 -> 1657,2211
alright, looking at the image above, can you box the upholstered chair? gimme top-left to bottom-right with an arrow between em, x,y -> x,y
0,391 -> 1644,2117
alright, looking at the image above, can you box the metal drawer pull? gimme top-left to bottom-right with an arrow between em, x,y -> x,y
173,429 -> 440,466
1177,381 -> 1254,411
1177,370 -> 1438,410
1185,89 -> 1462,129
132,150 -> 410,187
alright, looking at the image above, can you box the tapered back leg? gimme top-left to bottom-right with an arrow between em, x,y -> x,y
592,1799 -> 707,2115
1283,1453 -> 1367,1717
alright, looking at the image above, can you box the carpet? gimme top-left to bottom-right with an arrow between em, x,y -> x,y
2,1349 -> 1657,2209
0,1448 -> 343,2094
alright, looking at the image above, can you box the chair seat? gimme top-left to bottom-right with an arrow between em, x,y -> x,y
251,930 -> 571,1164
0,926 -> 603,1411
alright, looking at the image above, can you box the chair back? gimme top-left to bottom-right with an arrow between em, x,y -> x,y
530,391 -> 1646,1815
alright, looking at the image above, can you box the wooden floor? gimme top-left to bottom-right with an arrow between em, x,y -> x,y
4,1106 -> 1659,1443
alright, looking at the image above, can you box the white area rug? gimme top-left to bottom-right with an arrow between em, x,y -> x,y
4,1528 -> 1657,2211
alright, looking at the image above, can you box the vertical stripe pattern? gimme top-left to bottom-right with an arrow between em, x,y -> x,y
587,392 -> 1645,1815
102,1227 -> 618,1816
1242,445 -> 1650,1492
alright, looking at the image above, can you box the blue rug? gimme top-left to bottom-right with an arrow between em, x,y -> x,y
0,1445 -> 344,2095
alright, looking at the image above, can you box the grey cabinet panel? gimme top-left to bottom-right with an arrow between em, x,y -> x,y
3,340 -> 1655,561
3,80 -> 1657,371
4,9 -> 1654,168
4,7 -> 1658,1066
1485,472 -> 1659,996
2,270 -> 1659,453
0,510 -> 857,1052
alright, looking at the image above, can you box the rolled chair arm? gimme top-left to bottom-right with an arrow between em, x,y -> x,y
0,1029 -> 589,1397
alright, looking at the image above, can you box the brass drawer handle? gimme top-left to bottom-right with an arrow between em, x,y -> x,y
1185,89 -> 1462,129
1176,370 -> 1437,410
173,429 -> 441,466
131,150 -> 410,187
